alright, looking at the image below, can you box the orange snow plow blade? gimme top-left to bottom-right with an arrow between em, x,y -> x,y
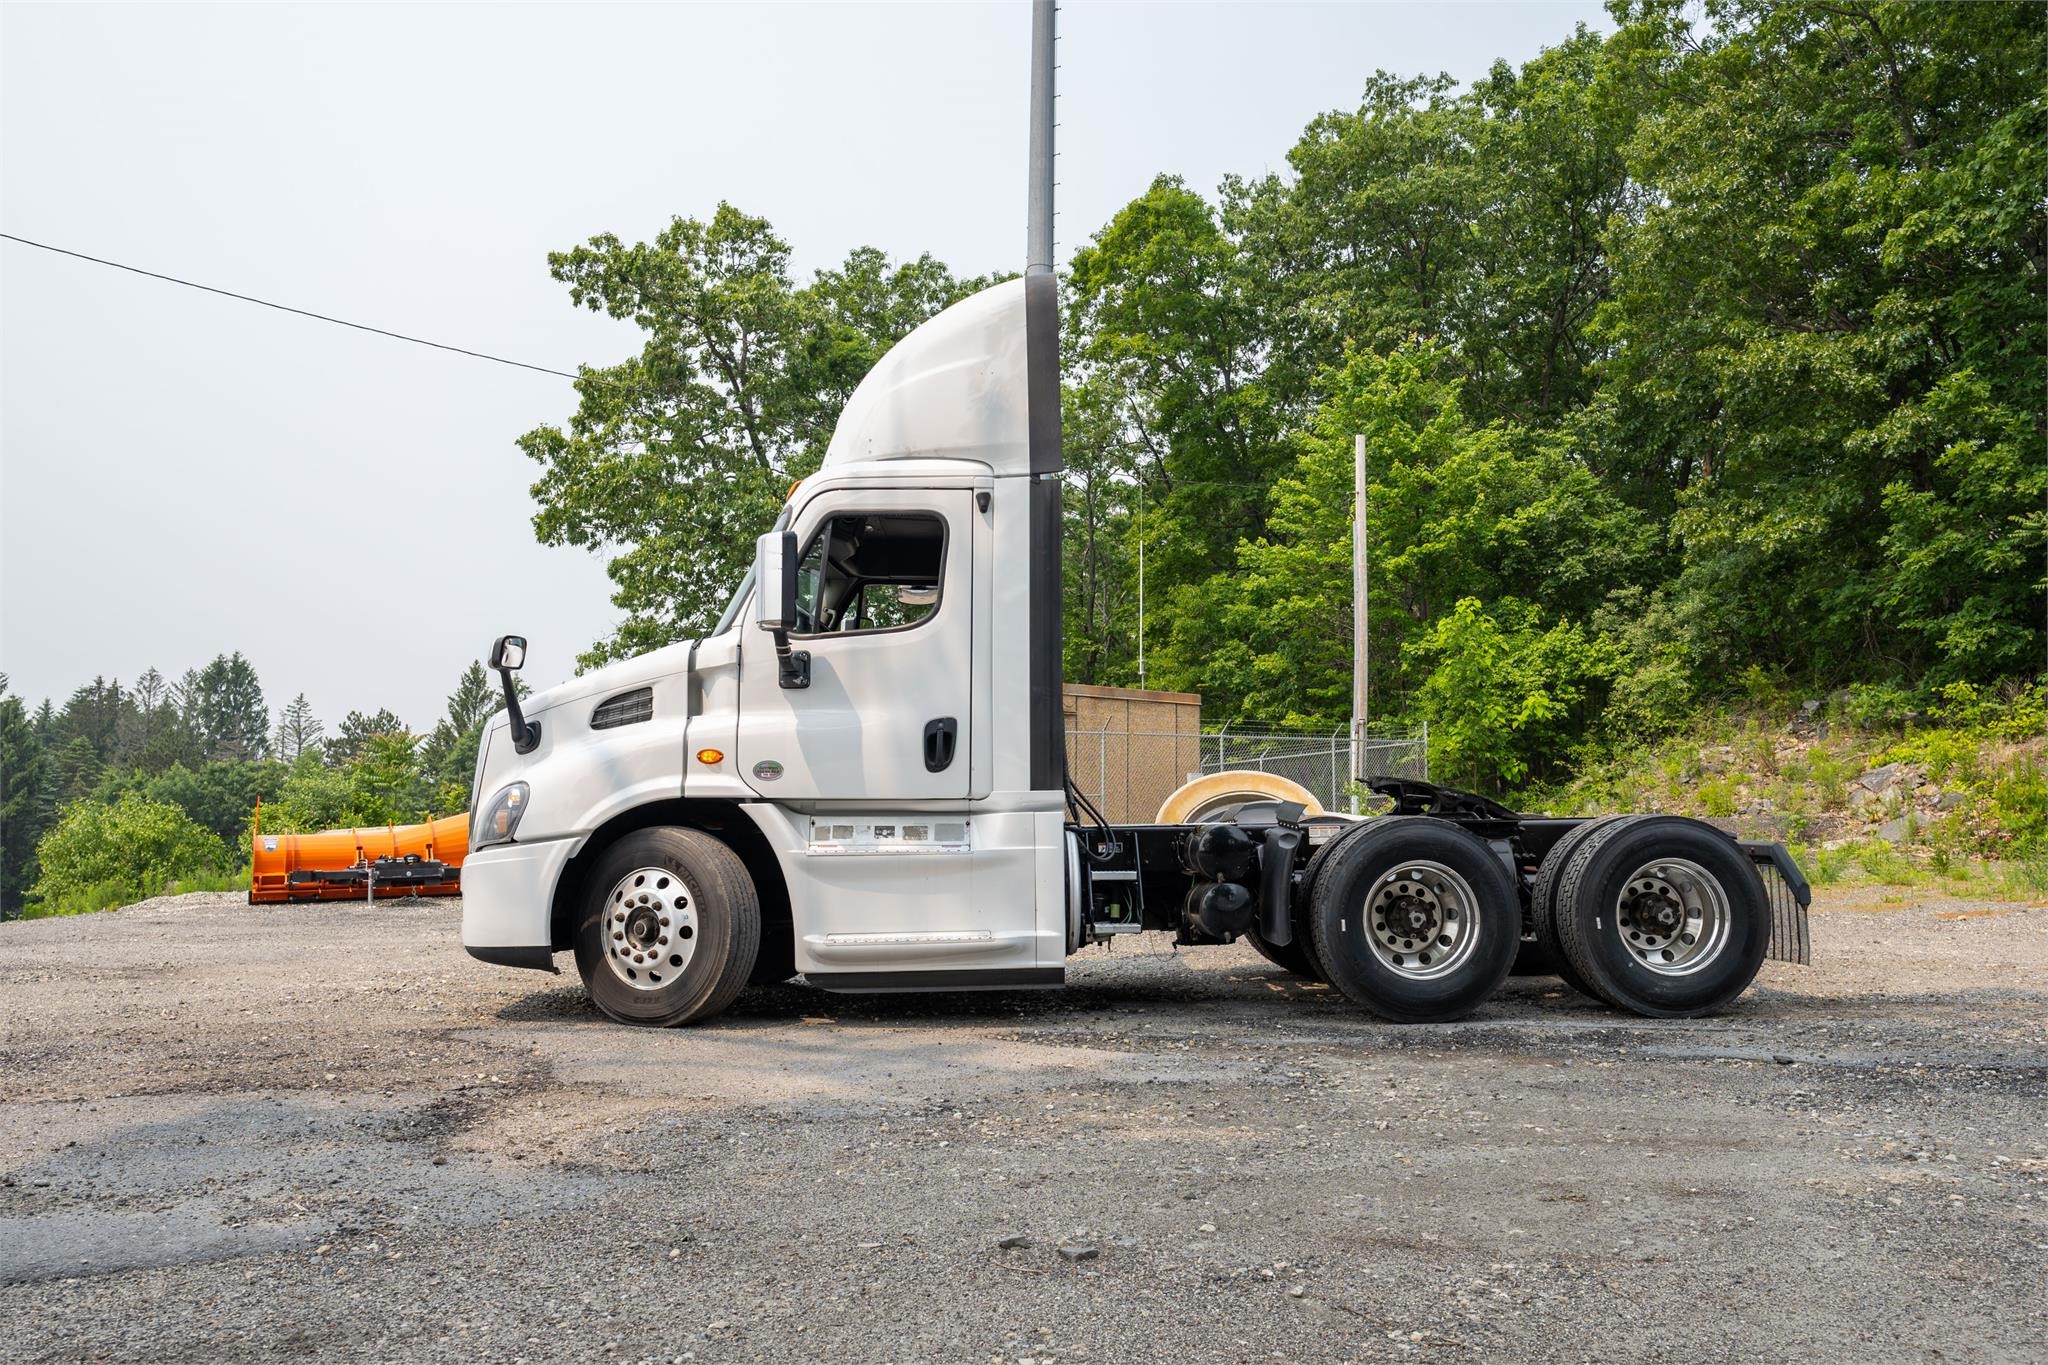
249,810 -> 469,903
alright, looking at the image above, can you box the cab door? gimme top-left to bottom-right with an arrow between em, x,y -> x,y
734,489 -> 974,801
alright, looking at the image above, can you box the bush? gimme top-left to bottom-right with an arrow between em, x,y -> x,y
1840,682 -> 1917,730
1697,777 -> 1737,818
31,794 -> 230,915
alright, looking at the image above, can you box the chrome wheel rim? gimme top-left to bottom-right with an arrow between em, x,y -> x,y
1359,860 -> 1481,980
601,867 -> 696,991
1615,858 -> 1729,976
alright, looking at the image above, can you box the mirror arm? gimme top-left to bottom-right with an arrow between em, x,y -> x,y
763,624 -> 810,690
498,669 -> 541,753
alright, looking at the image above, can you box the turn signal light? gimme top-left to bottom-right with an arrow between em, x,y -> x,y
696,748 -> 724,765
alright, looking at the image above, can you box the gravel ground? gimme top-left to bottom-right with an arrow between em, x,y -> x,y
1,887 -> 2044,1364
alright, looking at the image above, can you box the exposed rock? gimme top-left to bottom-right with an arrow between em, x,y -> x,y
1057,1244 -> 1099,1262
996,1234 -> 1034,1250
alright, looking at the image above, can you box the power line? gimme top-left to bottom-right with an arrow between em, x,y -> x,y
0,232 -> 579,380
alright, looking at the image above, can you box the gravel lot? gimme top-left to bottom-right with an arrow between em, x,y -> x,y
1,887 -> 2044,1363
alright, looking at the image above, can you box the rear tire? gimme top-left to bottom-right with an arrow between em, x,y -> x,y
1246,929 -> 1326,981
1309,818 -> 1519,1023
573,827 -> 760,1027
1552,815 -> 1768,1017
1526,817 -> 1622,997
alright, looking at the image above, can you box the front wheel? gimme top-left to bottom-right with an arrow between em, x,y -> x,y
573,827 -> 760,1027
1309,818 -> 1520,1023
1552,815 -> 1768,1017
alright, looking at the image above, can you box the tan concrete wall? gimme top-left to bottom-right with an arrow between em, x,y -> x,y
1061,683 -> 1203,824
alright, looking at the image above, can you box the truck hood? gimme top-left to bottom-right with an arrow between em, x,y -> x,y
510,640 -> 696,722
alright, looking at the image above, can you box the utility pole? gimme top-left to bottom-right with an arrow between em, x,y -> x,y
1136,483 -> 1146,688
1026,0 -> 1056,277
1350,433 -> 1368,810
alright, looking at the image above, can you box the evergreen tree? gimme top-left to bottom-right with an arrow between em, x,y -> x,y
325,708 -> 407,766
192,653 -> 269,762
0,676 -> 54,916
274,693 -> 323,762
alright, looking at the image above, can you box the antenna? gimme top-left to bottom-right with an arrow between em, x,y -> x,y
1026,0 -> 1056,275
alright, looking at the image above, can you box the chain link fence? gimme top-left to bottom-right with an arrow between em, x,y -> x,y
1064,723 -> 1428,823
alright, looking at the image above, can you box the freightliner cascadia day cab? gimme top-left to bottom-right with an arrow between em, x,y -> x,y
457,268 -> 1812,1027
459,4 -> 1811,1028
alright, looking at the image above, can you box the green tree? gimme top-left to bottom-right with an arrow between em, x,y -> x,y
1410,598 -> 1621,793
191,652 -> 269,762
347,732 -> 434,826
95,761 -> 285,856
52,735 -> 104,806
520,205 -> 993,665
273,693 -> 323,762
419,661 -> 499,809
0,675 -> 54,916
31,793 -> 229,913
1595,0 -> 2046,682
124,667 -> 198,773
56,676 -> 132,765
1067,175 -> 1286,613
325,708 -> 406,766
1174,344 -> 1652,725
255,754 -> 356,836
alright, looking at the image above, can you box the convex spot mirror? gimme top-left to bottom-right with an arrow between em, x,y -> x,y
755,530 -> 798,630
896,585 -> 938,607
490,635 -> 527,671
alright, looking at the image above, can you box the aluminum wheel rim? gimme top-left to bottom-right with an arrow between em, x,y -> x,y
1359,860 -> 1481,980
601,867 -> 697,991
1615,858 -> 1729,976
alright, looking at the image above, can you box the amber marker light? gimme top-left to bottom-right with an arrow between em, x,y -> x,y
696,749 -> 725,765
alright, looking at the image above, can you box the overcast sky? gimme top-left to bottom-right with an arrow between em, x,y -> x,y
0,1 -> 1608,730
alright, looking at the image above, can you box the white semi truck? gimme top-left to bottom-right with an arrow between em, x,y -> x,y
458,5 -> 1810,1028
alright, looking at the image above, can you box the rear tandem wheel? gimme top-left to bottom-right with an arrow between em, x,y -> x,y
1551,815 -> 1770,1017
1308,817 -> 1520,1023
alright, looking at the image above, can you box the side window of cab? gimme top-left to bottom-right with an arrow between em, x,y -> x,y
790,511 -> 945,637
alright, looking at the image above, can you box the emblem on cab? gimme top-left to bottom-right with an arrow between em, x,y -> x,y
752,760 -> 784,782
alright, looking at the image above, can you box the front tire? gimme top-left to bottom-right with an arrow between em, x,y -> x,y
1552,815 -> 1768,1017
1309,818 -> 1519,1023
573,827 -> 760,1027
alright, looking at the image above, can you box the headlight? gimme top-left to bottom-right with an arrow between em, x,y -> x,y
473,782 -> 529,848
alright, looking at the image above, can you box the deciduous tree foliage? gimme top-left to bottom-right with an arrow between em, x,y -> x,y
519,205 -> 997,666
507,0 -> 2038,795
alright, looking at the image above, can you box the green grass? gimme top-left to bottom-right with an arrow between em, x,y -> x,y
21,866 -> 249,919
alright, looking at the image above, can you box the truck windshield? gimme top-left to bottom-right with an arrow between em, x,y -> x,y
711,505 -> 791,637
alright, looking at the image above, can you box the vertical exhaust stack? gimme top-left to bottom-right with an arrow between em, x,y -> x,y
1024,0 -> 1065,792
1026,0 -> 1056,278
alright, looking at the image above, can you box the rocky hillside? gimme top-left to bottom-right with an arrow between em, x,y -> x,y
1536,684 -> 2046,894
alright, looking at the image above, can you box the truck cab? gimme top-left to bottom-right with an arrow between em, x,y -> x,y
462,276 -> 1075,1014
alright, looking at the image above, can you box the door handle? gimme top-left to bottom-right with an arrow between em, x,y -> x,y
923,717 -> 958,773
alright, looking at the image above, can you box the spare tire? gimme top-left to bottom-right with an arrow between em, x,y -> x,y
1308,817 -> 1519,1023
1552,815 -> 1769,1017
